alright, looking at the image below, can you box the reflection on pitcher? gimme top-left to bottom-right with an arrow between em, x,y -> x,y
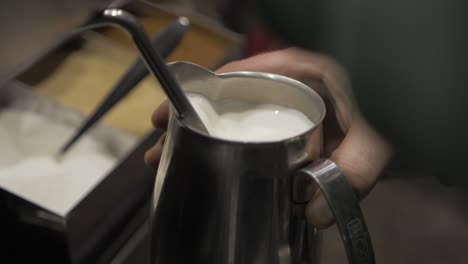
148,62 -> 373,264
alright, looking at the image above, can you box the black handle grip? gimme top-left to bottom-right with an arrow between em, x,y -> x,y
59,18 -> 189,154
114,17 -> 189,96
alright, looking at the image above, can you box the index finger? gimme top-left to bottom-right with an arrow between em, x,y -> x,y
152,100 -> 170,131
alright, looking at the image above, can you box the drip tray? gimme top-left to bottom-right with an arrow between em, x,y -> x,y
0,81 -> 159,263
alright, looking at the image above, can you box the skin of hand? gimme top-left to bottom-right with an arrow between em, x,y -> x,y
145,47 -> 393,229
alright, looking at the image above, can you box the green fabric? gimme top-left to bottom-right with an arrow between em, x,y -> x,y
257,0 -> 467,187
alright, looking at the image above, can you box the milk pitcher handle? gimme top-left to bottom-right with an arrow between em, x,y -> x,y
295,159 -> 375,264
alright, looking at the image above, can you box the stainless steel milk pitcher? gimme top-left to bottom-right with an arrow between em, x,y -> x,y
149,62 -> 374,264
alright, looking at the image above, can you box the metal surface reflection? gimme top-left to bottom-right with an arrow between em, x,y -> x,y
150,62 -> 325,264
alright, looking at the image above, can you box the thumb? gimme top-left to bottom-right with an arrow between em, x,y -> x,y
305,117 -> 392,228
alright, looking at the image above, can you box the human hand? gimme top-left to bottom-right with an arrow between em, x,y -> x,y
145,48 -> 392,228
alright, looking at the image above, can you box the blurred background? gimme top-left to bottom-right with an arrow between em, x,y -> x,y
17,0 -> 240,138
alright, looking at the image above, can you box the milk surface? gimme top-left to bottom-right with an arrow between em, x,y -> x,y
0,109 -> 116,215
187,93 -> 315,142
0,154 -> 114,216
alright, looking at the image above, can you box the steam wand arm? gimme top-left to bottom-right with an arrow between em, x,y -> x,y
75,9 -> 207,133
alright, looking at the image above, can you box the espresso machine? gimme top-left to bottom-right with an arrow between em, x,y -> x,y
0,1 -> 177,263
0,1 -> 241,263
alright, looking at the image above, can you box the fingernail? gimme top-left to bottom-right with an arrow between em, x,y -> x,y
306,192 -> 334,229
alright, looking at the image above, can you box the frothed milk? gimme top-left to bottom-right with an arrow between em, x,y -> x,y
187,93 -> 315,142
